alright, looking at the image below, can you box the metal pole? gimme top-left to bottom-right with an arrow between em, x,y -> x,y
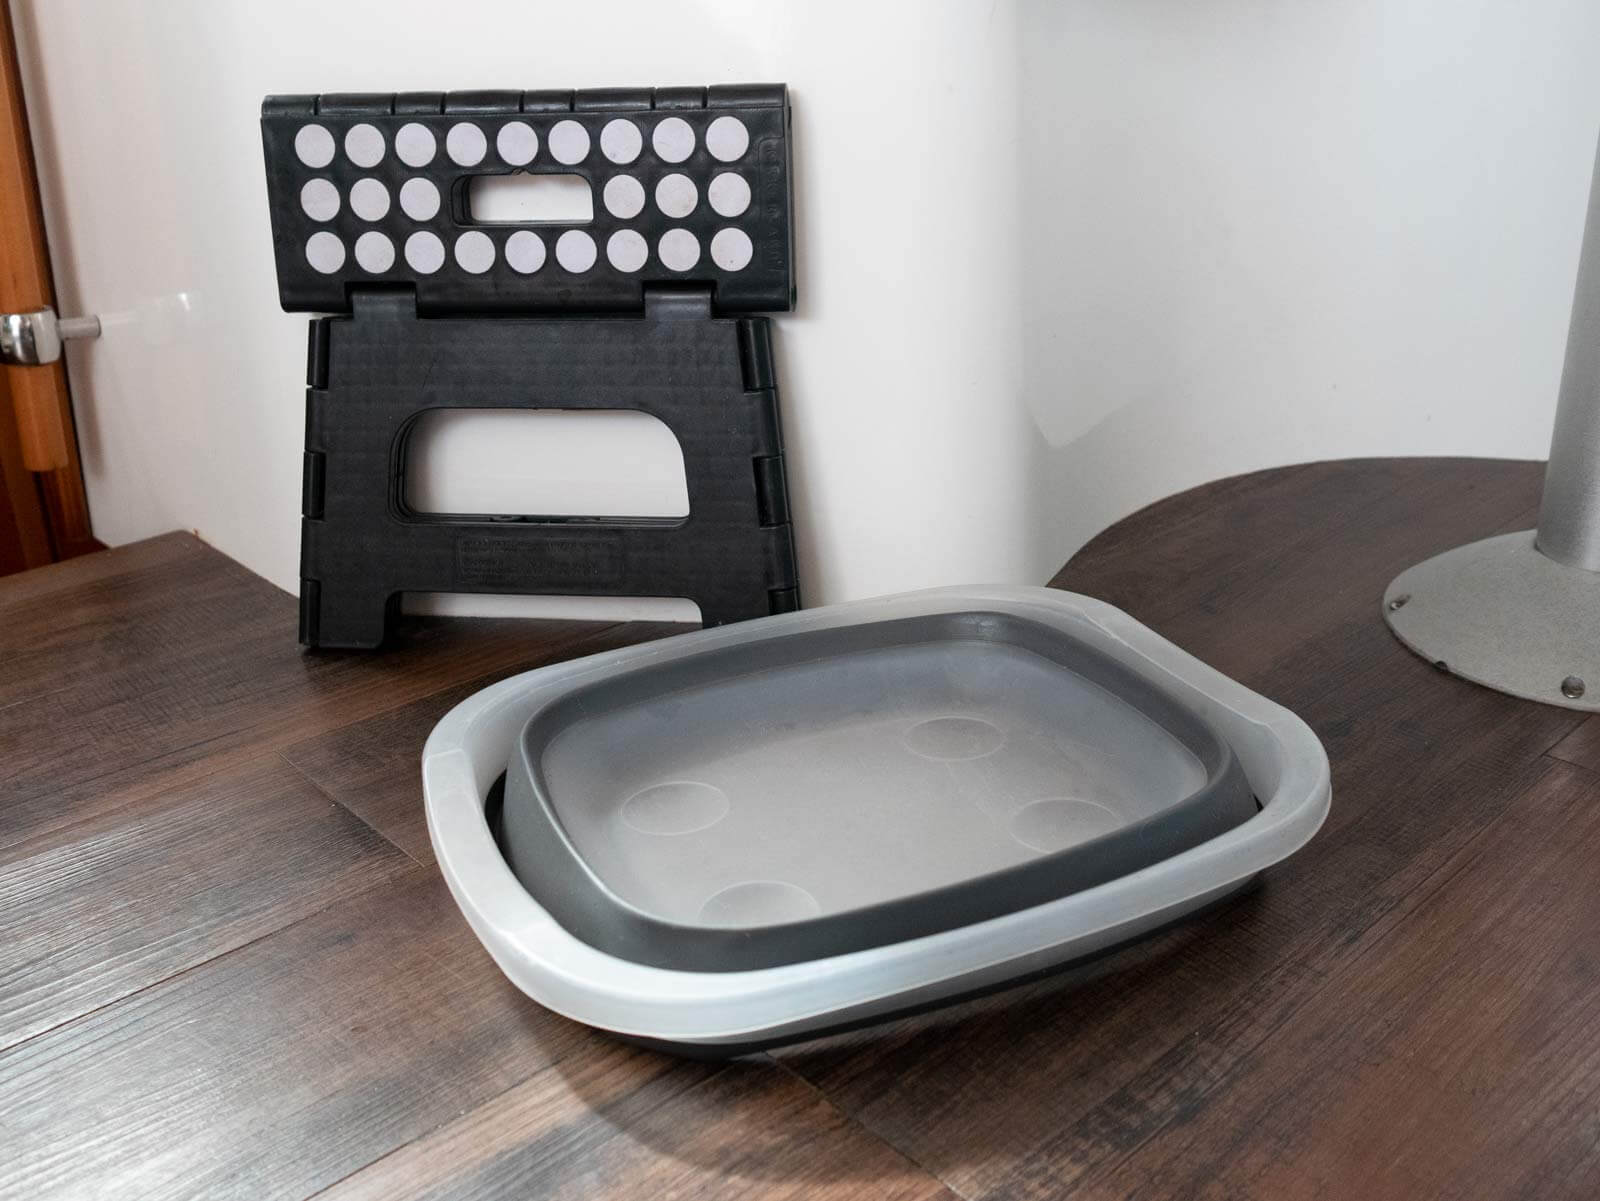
1537,131 -> 1600,572
1383,127 -> 1600,710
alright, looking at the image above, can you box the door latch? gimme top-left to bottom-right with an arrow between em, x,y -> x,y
0,307 -> 100,366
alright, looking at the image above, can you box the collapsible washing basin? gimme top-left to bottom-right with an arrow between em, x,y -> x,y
424,586 -> 1330,1054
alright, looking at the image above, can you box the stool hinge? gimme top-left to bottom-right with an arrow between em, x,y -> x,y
753,454 -> 790,528
307,319 -> 331,388
302,450 -> 326,520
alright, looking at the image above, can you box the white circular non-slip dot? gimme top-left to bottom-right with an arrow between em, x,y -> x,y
505,229 -> 546,274
658,228 -> 701,273
652,116 -> 695,163
405,230 -> 446,274
354,231 -> 395,273
399,177 -> 441,221
606,229 -> 649,273
294,124 -> 335,168
446,122 -> 487,167
705,115 -> 750,162
395,122 -> 436,168
349,178 -> 390,222
496,121 -> 538,166
299,178 -> 340,222
599,118 -> 642,164
621,780 -> 728,835
304,231 -> 345,274
708,172 -> 751,218
454,230 -> 496,274
710,227 -> 754,272
343,123 -> 385,168
654,173 -> 698,219
602,174 -> 645,220
547,120 -> 590,165
555,229 -> 597,273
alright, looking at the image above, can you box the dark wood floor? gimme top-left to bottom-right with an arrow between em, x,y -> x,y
3,457 -> 1598,1200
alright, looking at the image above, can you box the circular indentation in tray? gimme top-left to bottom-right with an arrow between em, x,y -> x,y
1010,798 -> 1125,853
698,881 -> 820,928
903,716 -> 1006,761
621,780 -> 729,835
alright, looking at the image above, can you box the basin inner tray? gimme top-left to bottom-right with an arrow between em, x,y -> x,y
502,610 -> 1256,972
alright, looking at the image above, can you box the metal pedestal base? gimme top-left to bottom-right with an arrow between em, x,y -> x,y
1383,531 -> 1600,712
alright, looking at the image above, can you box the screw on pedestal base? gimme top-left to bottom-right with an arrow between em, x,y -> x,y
1385,128 -> 1600,711
1383,531 -> 1600,713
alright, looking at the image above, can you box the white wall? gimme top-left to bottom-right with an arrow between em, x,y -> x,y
1017,0 -> 1600,571
13,0 -> 1600,614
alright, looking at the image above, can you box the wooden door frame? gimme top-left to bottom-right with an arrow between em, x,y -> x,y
0,1 -> 95,570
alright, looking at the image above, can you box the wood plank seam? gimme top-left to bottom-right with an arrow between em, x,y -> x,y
768,1055 -> 978,1201
1080,757 -> 1600,1198
300,1054 -> 729,1200
0,530 -> 200,607
0,615 -> 633,849
1059,755 -> 1572,1195
1537,720 -> 1593,764
0,861 -> 432,1064
276,748 -> 429,867
889,742 -> 1562,1200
